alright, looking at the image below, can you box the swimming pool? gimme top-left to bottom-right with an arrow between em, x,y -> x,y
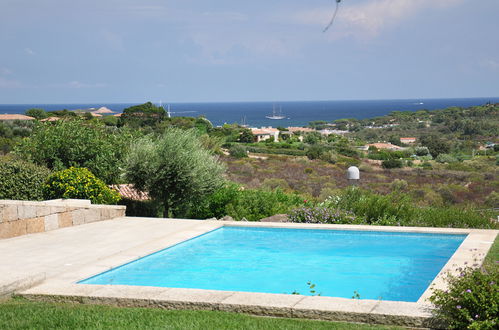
80,226 -> 466,302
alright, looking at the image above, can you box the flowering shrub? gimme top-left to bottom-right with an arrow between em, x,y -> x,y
429,265 -> 498,329
288,206 -> 357,224
44,167 -> 120,205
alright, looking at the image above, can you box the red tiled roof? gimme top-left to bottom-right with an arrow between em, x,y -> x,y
0,114 -> 35,121
110,184 -> 149,201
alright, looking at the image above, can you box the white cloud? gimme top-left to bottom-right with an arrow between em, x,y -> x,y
0,67 -> 13,75
67,81 -> 107,88
479,58 -> 499,71
0,77 -> 21,88
289,0 -> 465,39
24,47 -> 35,55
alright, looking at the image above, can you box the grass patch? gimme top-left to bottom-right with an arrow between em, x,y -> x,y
0,297 -> 399,329
484,234 -> 499,267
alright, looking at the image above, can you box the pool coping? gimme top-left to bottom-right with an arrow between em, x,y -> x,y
19,220 -> 498,327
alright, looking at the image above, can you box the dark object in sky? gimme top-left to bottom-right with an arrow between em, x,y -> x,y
323,0 -> 342,32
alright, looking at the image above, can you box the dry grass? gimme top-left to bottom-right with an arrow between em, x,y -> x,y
223,155 -> 497,205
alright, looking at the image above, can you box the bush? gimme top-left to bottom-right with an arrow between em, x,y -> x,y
381,159 -> 404,169
316,187 -> 495,229
245,146 -> 306,156
14,119 -> 134,183
288,207 -> 357,224
306,145 -> 326,160
225,189 -> 305,221
119,198 -> 162,217
436,153 -> 458,163
229,144 -> 248,158
415,146 -> 430,156
390,179 -> 408,192
429,265 -> 498,329
0,157 -> 50,201
44,167 -> 121,204
319,150 -> 338,164
190,184 -> 305,221
484,191 -> 499,208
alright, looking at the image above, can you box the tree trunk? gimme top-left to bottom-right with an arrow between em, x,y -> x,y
163,201 -> 169,218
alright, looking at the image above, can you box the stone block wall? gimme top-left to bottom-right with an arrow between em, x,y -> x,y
0,199 -> 126,239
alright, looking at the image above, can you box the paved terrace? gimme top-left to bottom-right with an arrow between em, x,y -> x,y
1,217 -> 497,327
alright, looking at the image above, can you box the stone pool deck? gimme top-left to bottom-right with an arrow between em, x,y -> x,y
1,217 -> 497,327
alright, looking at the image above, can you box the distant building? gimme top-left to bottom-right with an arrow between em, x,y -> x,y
400,137 -> 416,144
287,127 -> 315,134
0,114 -> 35,121
251,127 -> 280,142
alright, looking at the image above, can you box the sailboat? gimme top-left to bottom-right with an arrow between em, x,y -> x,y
265,105 -> 286,120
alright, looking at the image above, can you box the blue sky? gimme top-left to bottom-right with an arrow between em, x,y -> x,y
1,0 -> 498,103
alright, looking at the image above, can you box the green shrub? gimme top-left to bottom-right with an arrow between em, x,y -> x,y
381,159 -> 404,169
288,207 -> 357,224
429,265 -> 498,329
190,184 -> 305,221
14,119 -> 135,183
436,153 -> 458,163
306,145 -> 325,160
485,191 -> 499,208
119,198 -> 162,217
44,167 -> 121,204
245,146 -> 307,156
318,188 -> 495,229
225,189 -> 305,221
319,150 -> 338,164
0,157 -> 50,201
390,179 -> 408,192
187,182 -> 241,219
229,144 -> 248,158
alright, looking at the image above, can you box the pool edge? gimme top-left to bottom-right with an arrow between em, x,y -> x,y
17,220 -> 498,327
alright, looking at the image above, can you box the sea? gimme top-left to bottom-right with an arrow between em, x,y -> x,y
1,97 -> 498,127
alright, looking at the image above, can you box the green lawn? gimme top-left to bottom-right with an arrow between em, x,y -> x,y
484,233 -> 499,266
0,297 -> 399,330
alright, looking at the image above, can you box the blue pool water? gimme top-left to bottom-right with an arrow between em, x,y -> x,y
80,227 -> 466,302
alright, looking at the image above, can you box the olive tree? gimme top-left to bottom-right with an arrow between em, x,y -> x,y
124,128 -> 226,218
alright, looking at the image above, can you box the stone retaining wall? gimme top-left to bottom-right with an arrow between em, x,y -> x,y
0,199 -> 126,239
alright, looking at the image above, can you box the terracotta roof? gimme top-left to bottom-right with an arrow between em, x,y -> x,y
400,137 -> 416,142
251,127 -> 279,135
0,114 -> 35,121
40,116 -> 61,122
251,129 -> 272,135
110,184 -> 149,201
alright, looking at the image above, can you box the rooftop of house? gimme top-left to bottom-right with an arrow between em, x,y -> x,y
110,184 -> 149,201
251,127 -> 279,135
